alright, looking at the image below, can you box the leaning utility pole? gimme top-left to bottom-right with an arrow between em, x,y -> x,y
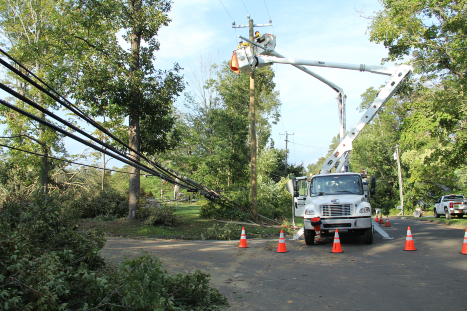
233,16 -> 272,217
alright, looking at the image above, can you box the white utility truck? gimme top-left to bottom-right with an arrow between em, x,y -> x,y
296,172 -> 376,244
231,33 -> 413,244
434,195 -> 467,218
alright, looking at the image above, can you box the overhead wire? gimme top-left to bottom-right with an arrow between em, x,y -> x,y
0,47 -> 261,217
239,0 -> 249,15
0,51 -> 204,191
0,143 -> 139,175
217,0 -> 234,21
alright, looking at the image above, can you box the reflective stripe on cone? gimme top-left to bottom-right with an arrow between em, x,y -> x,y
239,227 -> 248,248
331,229 -> 343,253
403,226 -> 416,251
276,229 -> 288,253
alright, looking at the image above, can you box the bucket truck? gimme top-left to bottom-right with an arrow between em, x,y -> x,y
231,37 -> 413,244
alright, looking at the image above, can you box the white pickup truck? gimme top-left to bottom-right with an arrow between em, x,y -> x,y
434,195 -> 467,218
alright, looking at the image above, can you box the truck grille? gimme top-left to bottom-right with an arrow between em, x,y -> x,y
320,204 -> 352,216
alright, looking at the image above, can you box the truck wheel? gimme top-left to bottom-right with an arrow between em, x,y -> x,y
364,228 -> 373,244
445,208 -> 451,219
434,209 -> 439,218
457,214 -> 464,218
304,229 -> 315,245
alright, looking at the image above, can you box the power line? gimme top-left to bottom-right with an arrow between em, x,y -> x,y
240,0 -> 249,15
0,49 -> 262,217
262,0 -> 274,34
263,0 -> 271,20
287,141 -> 324,149
218,0 -> 234,21
0,143 -> 138,175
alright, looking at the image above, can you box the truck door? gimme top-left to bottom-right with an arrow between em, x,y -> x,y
295,176 -> 308,217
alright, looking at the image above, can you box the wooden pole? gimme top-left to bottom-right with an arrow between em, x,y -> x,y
249,18 -> 257,216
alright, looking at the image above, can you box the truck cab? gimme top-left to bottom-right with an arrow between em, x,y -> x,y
297,172 -> 375,245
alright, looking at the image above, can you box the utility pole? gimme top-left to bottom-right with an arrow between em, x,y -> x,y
395,145 -> 404,216
279,132 -> 294,175
233,16 -> 272,217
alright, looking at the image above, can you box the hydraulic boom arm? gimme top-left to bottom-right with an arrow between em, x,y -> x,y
231,44 -> 413,175
319,64 -> 412,173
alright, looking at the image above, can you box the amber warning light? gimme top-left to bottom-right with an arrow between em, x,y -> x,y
231,52 -> 240,75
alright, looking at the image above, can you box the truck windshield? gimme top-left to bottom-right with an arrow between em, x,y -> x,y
310,175 -> 363,196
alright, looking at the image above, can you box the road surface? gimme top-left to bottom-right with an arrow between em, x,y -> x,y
102,218 -> 467,310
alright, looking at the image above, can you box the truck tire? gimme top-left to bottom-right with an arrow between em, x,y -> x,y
457,214 -> 464,218
364,228 -> 373,244
434,209 -> 439,218
445,208 -> 451,219
304,229 -> 315,245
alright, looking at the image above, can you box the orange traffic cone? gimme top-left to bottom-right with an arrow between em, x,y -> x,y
230,52 -> 240,75
461,228 -> 467,255
379,216 -> 384,224
403,226 -> 416,251
331,229 -> 343,253
276,229 -> 288,253
375,213 -> 379,223
385,216 -> 390,227
239,227 -> 248,248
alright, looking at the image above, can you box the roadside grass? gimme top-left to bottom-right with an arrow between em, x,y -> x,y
398,215 -> 467,229
78,201 -> 294,239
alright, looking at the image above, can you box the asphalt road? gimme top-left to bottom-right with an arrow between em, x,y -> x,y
102,218 -> 467,311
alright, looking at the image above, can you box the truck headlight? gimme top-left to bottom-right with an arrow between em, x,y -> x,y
304,209 -> 315,216
358,207 -> 370,213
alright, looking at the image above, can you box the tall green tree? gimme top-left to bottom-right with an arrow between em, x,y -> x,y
368,0 -> 467,202
166,61 -> 281,192
59,0 -> 184,219
0,0 -> 70,199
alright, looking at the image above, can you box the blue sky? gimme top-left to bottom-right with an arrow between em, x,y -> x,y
2,0 -> 395,171
155,0 -> 393,169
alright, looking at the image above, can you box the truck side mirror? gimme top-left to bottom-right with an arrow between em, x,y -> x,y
294,190 -> 300,198
293,180 -> 298,191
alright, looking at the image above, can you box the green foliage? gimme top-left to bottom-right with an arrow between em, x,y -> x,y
367,0 -> 467,203
200,176 -> 291,221
143,204 -> 181,227
165,61 -> 281,191
0,198 -> 227,310
118,252 -> 227,310
69,187 -> 129,219
199,200 -> 248,221
201,223 -> 240,240
307,134 -> 340,175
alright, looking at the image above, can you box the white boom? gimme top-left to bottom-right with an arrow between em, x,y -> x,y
231,43 -> 413,174
238,35 -> 348,170
319,64 -> 412,173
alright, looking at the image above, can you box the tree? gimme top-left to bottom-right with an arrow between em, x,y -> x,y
0,0 -> 70,200
166,60 -> 281,193
306,134 -> 340,175
60,0 -> 184,219
368,0 -> 467,203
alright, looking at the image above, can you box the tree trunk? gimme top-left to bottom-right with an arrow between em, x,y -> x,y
127,0 -> 142,220
128,111 -> 140,219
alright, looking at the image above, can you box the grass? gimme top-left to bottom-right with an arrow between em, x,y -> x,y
78,201 -> 294,239
400,215 -> 467,229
